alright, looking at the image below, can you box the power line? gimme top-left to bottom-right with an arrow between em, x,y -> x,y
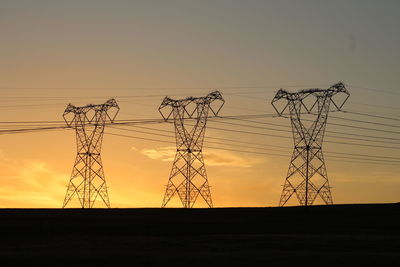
1,111 -> 399,139
326,150 -> 400,160
1,115 -> 399,148
209,120 -> 400,145
5,119 -> 396,162
0,114 -> 275,127
204,124 -> 400,149
350,101 -> 400,111
126,123 -> 292,150
105,130 -> 399,166
132,124 -> 400,160
0,84 -> 326,91
350,85 -> 400,96
110,124 -> 400,162
109,125 -> 290,154
302,118 -> 400,135
343,110 -> 400,122
224,113 -> 400,135
226,117 -> 400,141
228,91 -> 400,112
330,115 -> 400,129
0,126 -> 70,134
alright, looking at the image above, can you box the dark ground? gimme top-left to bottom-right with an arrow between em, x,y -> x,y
0,204 -> 399,266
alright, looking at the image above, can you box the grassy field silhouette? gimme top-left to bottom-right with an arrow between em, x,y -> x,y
0,204 -> 398,266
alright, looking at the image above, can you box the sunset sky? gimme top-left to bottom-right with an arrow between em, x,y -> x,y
0,0 -> 399,208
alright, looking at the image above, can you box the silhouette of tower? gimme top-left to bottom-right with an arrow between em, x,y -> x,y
62,99 -> 119,208
159,91 -> 224,208
271,83 -> 350,206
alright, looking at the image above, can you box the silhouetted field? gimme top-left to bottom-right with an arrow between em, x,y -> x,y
0,204 -> 399,266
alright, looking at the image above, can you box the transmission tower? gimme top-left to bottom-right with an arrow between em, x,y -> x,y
62,99 -> 119,208
271,82 -> 350,206
159,91 -> 225,208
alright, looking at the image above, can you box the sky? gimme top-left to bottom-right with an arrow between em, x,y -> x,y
0,0 -> 399,207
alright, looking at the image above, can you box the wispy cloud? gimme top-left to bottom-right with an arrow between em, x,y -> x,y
0,151 -> 67,207
140,146 -> 257,167
141,146 -> 176,161
204,150 -> 255,167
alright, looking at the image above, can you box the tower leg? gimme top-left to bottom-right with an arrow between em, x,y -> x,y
161,149 -> 213,208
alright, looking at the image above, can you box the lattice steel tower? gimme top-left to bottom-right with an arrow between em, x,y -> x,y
62,99 -> 119,208
271,83 -> 350,206
159,91 -> 224,208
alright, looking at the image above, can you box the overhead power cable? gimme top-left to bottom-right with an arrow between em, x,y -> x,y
204,124 -> 400,149
110,125 -> 400,162
105,131 -> 400,166
209,120 -> 400,145
329,115 -> 400,129
343,110 -> 400,122
130,124 -> 400,160
225,117 -> 400,141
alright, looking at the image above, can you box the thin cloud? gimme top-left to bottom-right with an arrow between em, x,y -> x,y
0,153 -> 67,207
204,150 -> 255,167
141,147 -> 176,162
140,146 -> 257,167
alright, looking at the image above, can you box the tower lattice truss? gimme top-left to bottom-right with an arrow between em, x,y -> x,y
159,91 -> 224,208
62,99 -> 119,208
272,82 -> 350,206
